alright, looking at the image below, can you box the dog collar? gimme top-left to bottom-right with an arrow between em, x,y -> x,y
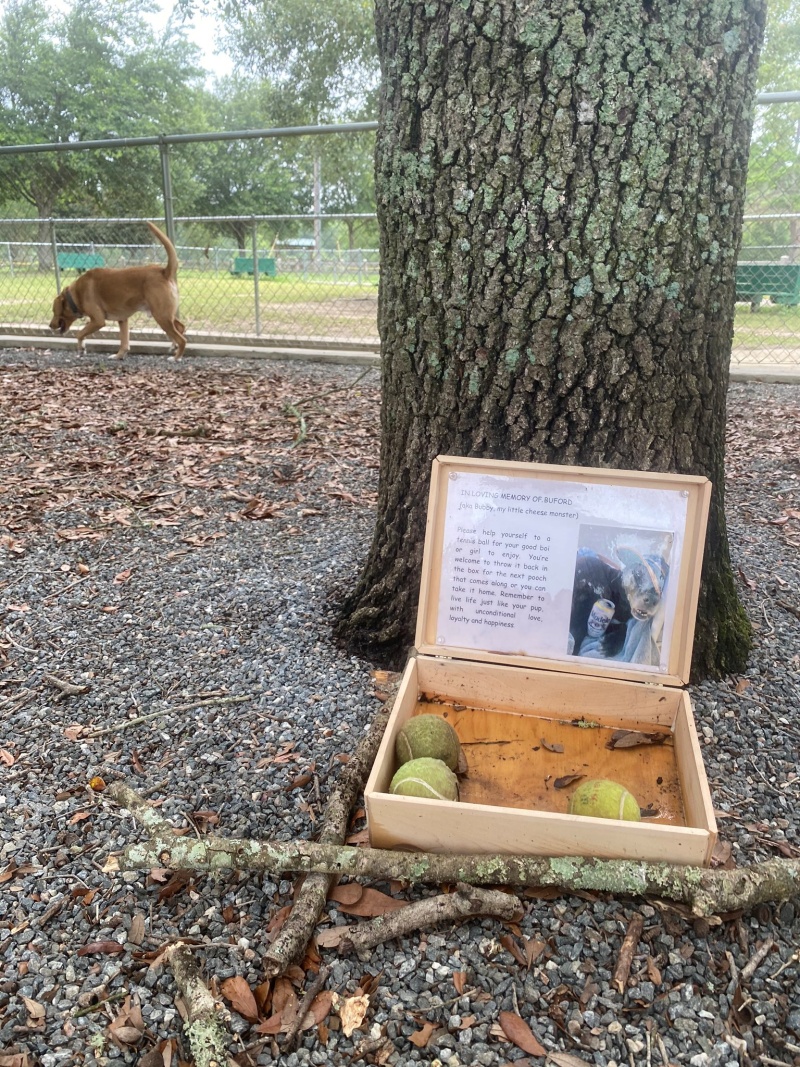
64,289 -> 81,316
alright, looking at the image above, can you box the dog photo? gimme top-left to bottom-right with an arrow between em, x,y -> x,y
567,524 -> 674,667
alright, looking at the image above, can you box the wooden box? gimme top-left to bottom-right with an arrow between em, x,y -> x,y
364,457 -> 717,866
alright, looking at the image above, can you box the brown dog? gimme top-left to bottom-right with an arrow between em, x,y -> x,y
49,222 -> 186,359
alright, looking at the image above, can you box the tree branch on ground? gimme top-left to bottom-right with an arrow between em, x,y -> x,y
103,780 -> 800,920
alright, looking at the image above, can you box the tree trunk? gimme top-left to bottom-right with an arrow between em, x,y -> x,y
336,0 -> 765,677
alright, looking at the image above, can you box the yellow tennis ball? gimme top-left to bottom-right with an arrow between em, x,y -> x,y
568,779 -> 641,822
389,757 -> 459,801
395,714 -> 461,771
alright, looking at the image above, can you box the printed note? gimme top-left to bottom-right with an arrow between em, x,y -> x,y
435,471 -> 689,671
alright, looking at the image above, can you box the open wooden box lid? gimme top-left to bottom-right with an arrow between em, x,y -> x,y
415,457 -> 711,688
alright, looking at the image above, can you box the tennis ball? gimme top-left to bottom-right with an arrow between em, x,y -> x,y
568,779 -> 641,822
389,757 -> 459,801
395,714 -> 461,771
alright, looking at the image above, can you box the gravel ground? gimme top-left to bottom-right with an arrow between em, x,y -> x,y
0,347 -> 798,1067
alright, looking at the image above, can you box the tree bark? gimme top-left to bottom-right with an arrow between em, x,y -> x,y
336,0 -> 766,678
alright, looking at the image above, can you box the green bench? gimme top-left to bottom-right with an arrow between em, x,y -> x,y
735,262 -> 800,311
231,256 -> 277,277
57,252 -> 105,272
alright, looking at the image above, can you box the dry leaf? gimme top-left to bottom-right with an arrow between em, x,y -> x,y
0,863 -> 17,884
540,738 -> 564,753
453,971 -> 468,995
409,1020 -> 438,1048
302,990 -> 335,1029
0,749 -> 15,767
498,1010 -> 546,1056
335,993 -> 369,1038
554,773 -> 584,790
315,925 -> 354,949
76,940 -> 125,957
256,1014 -> 283,1035
328,883 -> 363,906
21,996 -> 46,1022
645,955 -> 663,986
546,1053 -> 594,1066
607,730 -> 668,749
128,914 -> 146,946
157,870 -> 192,902
735,677 -> 751,694
220,976 -> 260,1022
331,887 -> 407,918
500,935 -> 528,968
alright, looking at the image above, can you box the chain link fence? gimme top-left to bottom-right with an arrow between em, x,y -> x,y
0,102 -> 797,364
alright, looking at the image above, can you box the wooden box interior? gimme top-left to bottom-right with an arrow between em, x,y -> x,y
365,655 -> 717,866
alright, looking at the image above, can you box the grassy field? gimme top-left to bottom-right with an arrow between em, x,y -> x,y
2,267 -> 798,358
0,267 -> 380,343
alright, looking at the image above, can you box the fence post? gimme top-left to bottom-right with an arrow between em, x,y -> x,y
252,218 -> 261,337
51,221 -> 61,294
159,140 -> 176,245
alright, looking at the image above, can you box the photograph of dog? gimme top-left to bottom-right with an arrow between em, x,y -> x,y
49,221 -> 186,359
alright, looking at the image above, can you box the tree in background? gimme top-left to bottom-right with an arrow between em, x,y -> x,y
336,0 -> 766,680
213,0 -> 379,122
176,79 -> 313,253
744,0 -> 800,261
208,0 -> 379,249
0,0 -> 205,236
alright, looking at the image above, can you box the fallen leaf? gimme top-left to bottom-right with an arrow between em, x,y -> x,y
335,992 -> 370,1038
331,887 -> 407,918
303,990 -> 335,1029
315,926 -> 354,949
607,730 -> 668,749
735,678 -> 751,694
453,971 -> 468,995
220,976 -> 260,1022
546,1053 -> 594,1066
409,1020 -> 438,1048
554,773 -> 584,790
500,934 -> 528,968
256,1014 -> 283,1035
0,749 -> 15,767
128,914 -> 146,946
329,883 -> 364,906
498,1010 -> 546,1056
76,941 -> 125,957
540,738 -> 564,753
157,870 -> 192,902
21,996 -> 46,1022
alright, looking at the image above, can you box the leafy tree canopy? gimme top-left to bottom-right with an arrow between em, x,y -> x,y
200,0 -> 379,122
0,0 -> 206,216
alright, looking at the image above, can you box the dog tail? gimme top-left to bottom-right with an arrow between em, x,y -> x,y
147,221 -> 179,281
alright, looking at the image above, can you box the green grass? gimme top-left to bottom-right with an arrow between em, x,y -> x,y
0,267 -> 380,342
3,267 -> 798,353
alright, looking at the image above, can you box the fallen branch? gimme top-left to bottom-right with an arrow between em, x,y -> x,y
340,884 -> 522,960
43,673 -> 91,698
262,703 -> 392,978
282,965 -> 330,1051
84,695 -> 252,739
612,912 -> 644,993
164,943 -> 231,1067
102,781 -> 800,918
